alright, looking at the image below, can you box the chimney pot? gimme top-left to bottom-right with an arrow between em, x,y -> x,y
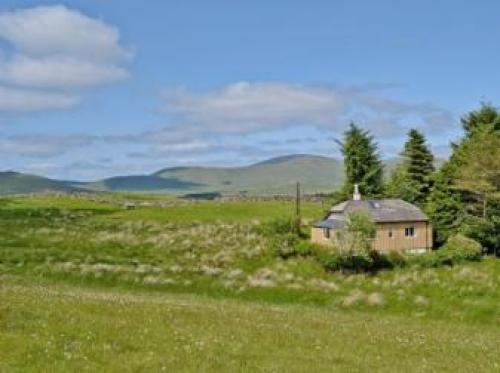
353,184 -> 361,200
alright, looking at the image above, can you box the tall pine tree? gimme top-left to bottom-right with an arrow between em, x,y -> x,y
386,129 -> 435,206
425,162 -> 464,246
426,103 -> 500,251
460,102 -> 500,136
336,122 -> 384,199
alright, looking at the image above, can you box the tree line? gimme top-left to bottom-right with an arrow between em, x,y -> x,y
333,103 -> 500,254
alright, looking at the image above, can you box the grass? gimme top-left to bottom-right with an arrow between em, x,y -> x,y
1,194 -> 500,371
110,200 -> 323,223
1,277 -> 499,372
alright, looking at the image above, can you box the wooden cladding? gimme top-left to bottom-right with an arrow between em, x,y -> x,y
311,221 -> 432,252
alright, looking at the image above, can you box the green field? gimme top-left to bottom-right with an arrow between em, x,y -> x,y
1,195 -> 499,371
2,277 -> 499,372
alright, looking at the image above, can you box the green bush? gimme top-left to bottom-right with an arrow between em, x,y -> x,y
334,212 -> 376,256
319,249 -> 398,273
438,234 -> 483,262
270,233 -> 299,259
271,234 -> 320,259
409,252 -> 450,268
408,235 -> 482,268
370,250 -> 398,270
319,249 -> 411,273
319,251 -> 373,272
255,217 -> 307,237
385,250 -> 408,268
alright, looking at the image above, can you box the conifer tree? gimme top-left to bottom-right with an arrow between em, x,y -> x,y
426,103 -> 500,251
337,122 -> 384,199
386,129 -> 434,205
425,162 -> 464,246
460,102 -> 500,136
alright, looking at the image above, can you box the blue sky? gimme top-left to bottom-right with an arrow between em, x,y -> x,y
0,0 -> 499,180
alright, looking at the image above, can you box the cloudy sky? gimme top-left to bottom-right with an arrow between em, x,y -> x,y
0,1 -> 499,180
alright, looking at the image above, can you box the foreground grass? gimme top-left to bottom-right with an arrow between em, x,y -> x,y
1,195 -> 500,326
1,277 -> 499,372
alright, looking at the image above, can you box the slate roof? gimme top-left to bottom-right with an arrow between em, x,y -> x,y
313,199 -> 429,228
314,218 -> 346,229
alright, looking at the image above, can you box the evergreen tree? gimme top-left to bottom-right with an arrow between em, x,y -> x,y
385,165 -> 420,203
386,129 -> 434,205
460,102 -> 500,136
336,122 -> 384,199
454,129 -> 500,218
425,162 -> 464,246
426,103 -> 500,252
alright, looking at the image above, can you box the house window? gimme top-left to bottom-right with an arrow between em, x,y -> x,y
388,230 -> 393,238
323,228 -> 330,239
405,227 -> 415,237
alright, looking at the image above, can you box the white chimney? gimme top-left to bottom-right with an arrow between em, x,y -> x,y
353,183 -> 361,200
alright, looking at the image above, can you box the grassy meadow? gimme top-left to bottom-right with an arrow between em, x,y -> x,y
2,277 -> 499,372
1,194 -> 500,371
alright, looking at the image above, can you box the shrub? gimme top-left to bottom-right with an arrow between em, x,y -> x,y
294,241 -> 319,257
319,250 -> 374,273
256,218 -> 314,259
270,233 -> 299,259
335,212 -> 376,256
409,252 -> 449,268
254,217 -> 295,236
271,235 -> 319,259
438,234 -> 483,262
369,250 -> 396,270
319,249 -> 409,273
385,250 -> 408,268
408,234 -> 482,268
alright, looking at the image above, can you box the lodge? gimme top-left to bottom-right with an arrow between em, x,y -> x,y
311,185 -> 433,253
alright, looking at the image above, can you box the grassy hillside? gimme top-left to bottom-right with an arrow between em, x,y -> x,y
87,154 -> 344,195
87,175 -> 203,192
0,172 -> 80,195
85,155 -> 417,195
1,195 -> 499,371
1,195 -> 499,323
155,154 -> 343,194
0,155 -> 444,196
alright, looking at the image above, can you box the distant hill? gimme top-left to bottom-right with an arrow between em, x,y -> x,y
154,154 -> 343,194
86,154 -> 344,195
86,154 -> 440,195
0,154 -> 444,196
0,172 -> 80,195
87,175 -> 204,192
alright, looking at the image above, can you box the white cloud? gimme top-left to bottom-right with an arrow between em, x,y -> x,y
0,5 -> 130,110
0,55 -> 129,89
161,82 -> 453,137
163,82 -> 345,133
0,80 -> 455,178
0,5 -> 129,63
0,133 -> 96,157
0,86 -> 78,111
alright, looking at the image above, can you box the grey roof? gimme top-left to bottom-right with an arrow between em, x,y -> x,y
329,199 -> 429,222
313,199 -> 428,228
314,218 -> 346,229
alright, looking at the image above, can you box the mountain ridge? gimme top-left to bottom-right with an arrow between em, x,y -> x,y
0,171 -> 81,195
0,154 -> 435,195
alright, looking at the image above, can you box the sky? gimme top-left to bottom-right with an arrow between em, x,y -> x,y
0,0 -> 499,180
